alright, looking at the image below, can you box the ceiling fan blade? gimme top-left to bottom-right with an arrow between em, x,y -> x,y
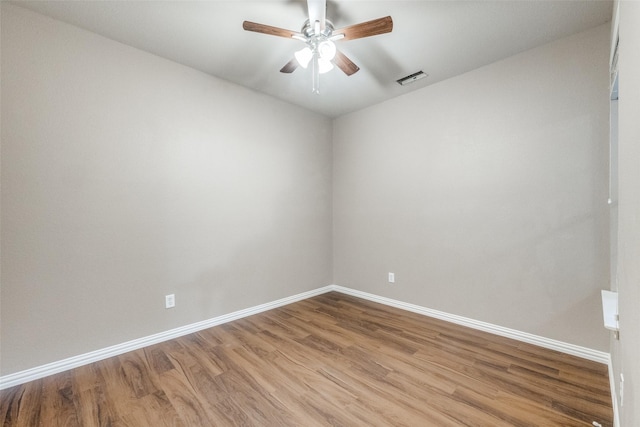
333,50 -> 359,76
242,21 -> 299,39
335,16 -> 393,41
307,0 -> 326,31
280,59 -> 299,74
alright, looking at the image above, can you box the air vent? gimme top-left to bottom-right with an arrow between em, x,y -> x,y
396,71 -> 428,86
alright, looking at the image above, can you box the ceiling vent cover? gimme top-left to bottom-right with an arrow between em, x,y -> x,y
397,71 -> 428,86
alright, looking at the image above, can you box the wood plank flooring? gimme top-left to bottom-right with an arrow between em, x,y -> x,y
0,292 -> 613,426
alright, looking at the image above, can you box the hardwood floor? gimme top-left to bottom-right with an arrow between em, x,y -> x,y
0,292 -> 613,426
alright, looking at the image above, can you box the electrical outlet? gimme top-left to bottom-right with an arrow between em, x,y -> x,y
388,272 -> 395,283
165,294 -> 175,309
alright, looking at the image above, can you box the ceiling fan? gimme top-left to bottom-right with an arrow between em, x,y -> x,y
242,0 -> 393,94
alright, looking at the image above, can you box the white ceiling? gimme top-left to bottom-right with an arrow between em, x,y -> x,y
10,1 -> 612,117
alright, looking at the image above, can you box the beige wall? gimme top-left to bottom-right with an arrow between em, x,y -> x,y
333,23 -> 611,351
616,2 -> 640,425
1,2 -> 618,382
0,4 -> 333,375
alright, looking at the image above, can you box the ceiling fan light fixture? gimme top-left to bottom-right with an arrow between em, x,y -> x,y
318,40 -> 336,61
318,58 -> 334,74
295,47 -> 313,68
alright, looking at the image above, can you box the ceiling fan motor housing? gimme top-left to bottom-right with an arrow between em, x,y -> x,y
301,19 -> 335,38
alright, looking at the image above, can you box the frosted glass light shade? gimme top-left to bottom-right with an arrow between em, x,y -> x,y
318,40 -> 336,61
295,47 -> 313,68
318,58 -> 334,74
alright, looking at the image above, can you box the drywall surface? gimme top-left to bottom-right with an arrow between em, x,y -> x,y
616,2 -> 640,425
0,4 -> 332,375
333,23 -> 611,351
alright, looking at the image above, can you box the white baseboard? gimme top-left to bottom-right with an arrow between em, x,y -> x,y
0,286 -> 334,390
608,356 -> 621,427
331,285 -> 611,364
1,284 -> 611,391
